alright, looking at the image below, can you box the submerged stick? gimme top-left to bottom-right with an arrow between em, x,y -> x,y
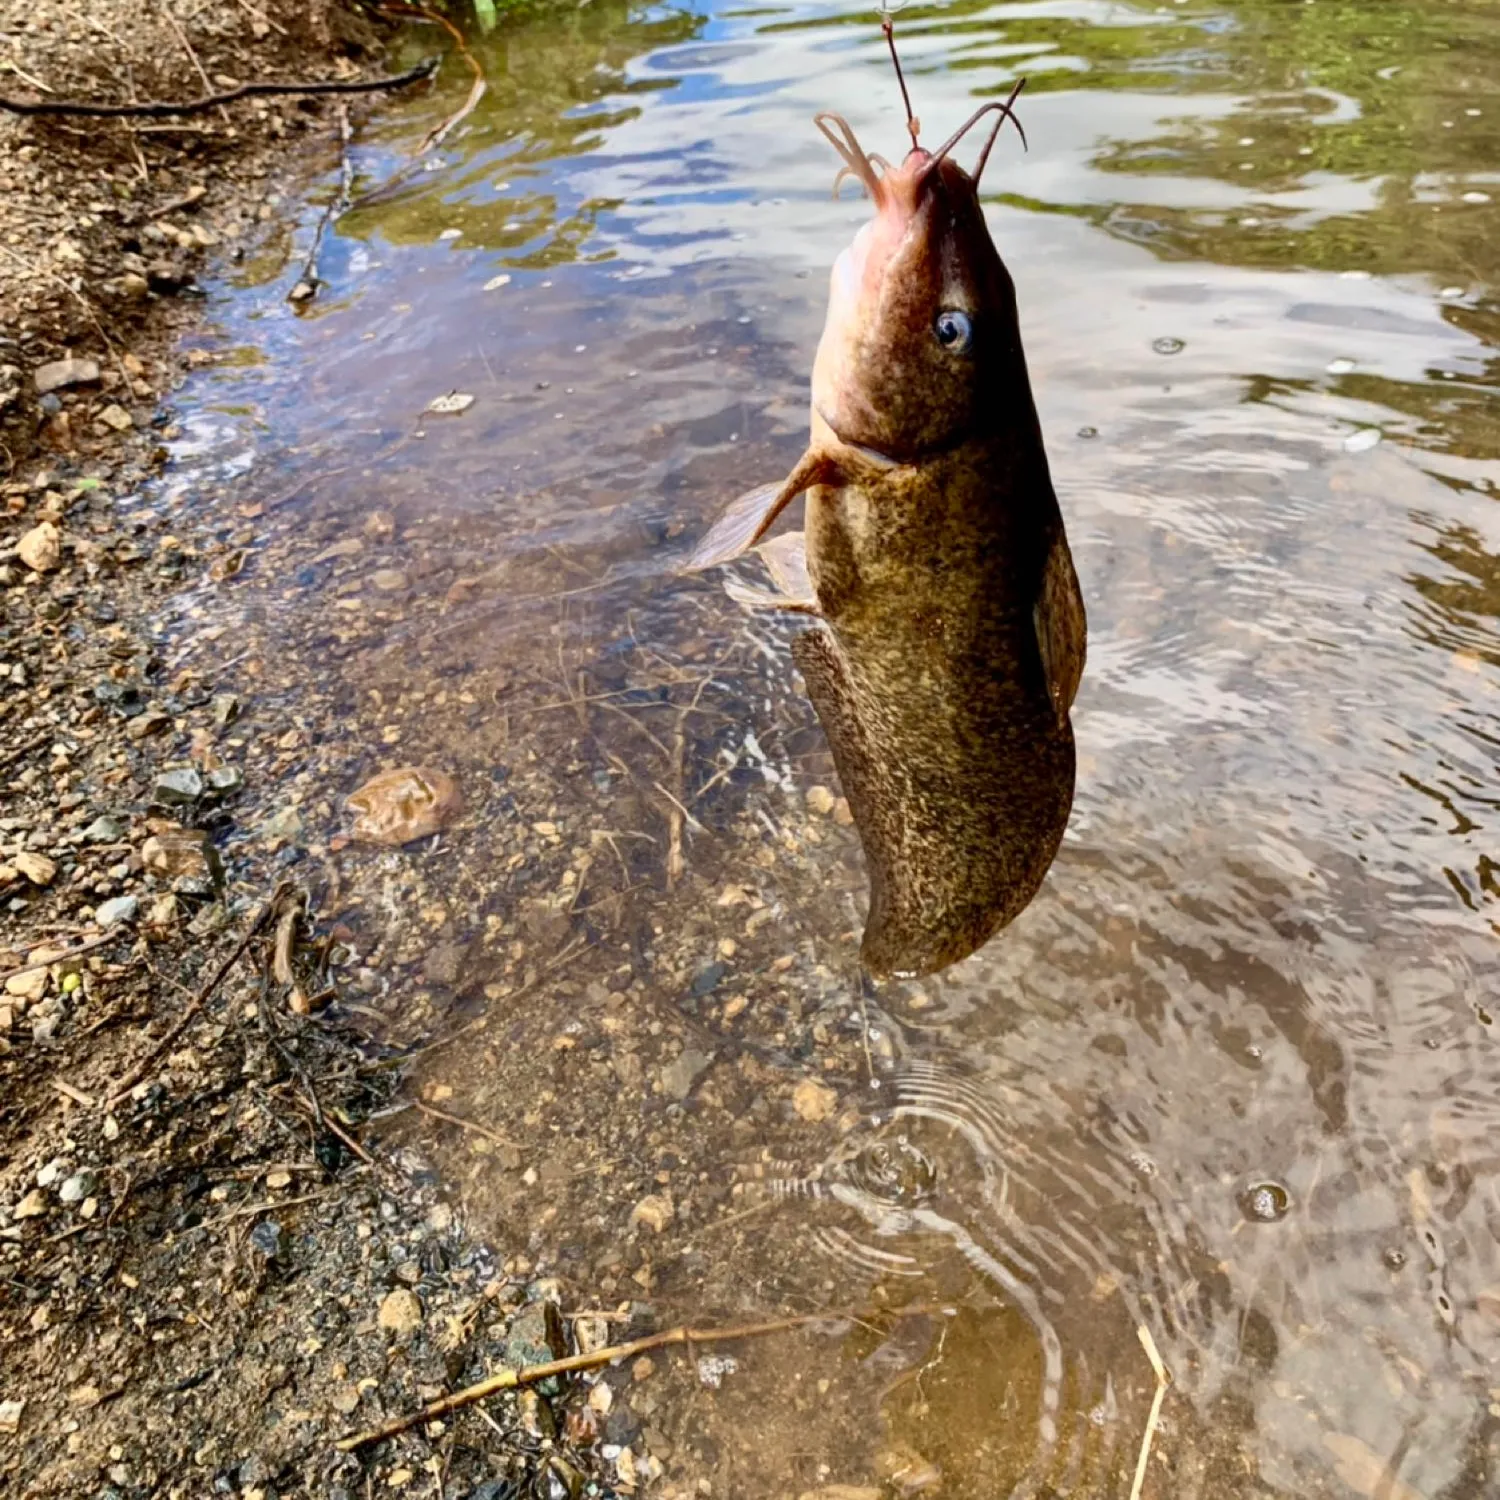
336,1302 -> 954,1452
1128,1323 -> 1170,1500
0,59 -> 438,118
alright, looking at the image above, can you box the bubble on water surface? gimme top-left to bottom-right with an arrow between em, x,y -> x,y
1239,1180 -> 1291,1223
1152,336 -> 1184,355
1326,357 -> 1356,374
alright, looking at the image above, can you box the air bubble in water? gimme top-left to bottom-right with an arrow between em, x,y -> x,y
1239,1180 -> 1291,1223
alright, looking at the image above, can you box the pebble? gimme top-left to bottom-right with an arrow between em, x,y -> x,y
630,1193 -> 674,1233
98,403 -> 133,432
690,961 -> 727,997
12,1189 -> 46,1220
206,764 -> 244,795
14,852 -> 55,887
260,806 -> 304,843
348,766 -> 462,847
370,568 -> 409,592
659,1048 -> 712,1101
0,1399 -> 22,1434
94,894 -> 139,928
33,357 -> 100,395
58,1171 -> 95,1205
17,522 -> 62,573
5,968 -> 48,1002
249,1220 -> 285,1259
792,1077 -> 837,1123
805,785 -> 836,815
377,1287 -> 423,1336
82,815 -> 125,843
153,767 -> 204,804
142,829 -> 217,881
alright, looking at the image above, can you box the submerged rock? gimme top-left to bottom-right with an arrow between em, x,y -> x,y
347,766 -> 462,847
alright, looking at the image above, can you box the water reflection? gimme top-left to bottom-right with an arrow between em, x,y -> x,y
152,0 -> 1500,1494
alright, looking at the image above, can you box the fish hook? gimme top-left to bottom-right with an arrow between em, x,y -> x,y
922,77 -> 1028,185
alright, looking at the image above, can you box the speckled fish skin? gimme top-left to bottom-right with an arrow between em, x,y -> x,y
688,130 -> 1086,979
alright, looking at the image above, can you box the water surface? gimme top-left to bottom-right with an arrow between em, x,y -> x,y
154,1 -> 1500,1494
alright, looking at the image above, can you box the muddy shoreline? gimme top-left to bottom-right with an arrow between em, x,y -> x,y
0,5 -> 682,1497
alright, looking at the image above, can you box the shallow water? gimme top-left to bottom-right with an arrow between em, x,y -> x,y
155,0 -> 1499,1494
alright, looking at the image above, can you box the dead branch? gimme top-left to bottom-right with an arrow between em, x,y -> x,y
337,1302 -> 955,1451
104,883 -> 292,1111
288,102 -> 354,306
0,58 -> 438,118
1129,1323 -> 1171,1500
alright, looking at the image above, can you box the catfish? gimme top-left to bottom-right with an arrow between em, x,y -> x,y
687,67 -> 1086,980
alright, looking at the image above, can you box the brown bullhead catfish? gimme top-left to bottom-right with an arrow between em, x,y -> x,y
686,74 -> 1086,980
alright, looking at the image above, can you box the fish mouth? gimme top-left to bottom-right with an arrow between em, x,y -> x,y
814,404 -> 902,469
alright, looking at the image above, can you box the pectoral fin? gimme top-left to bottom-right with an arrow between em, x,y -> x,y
721,531 -> 819,615
1034,530 -> 1087,725
684,448 -> 833,573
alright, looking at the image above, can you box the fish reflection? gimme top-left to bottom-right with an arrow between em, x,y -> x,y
688,56 -> 1086,978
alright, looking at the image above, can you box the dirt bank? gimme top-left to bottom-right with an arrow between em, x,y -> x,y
0,5 -> 653,1496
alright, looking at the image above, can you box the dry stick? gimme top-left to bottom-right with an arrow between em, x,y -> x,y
1128,1323 -> 1170,1500
413,1099 -> 517,1150
350,5 -> 486,208
337,1304 -> 949,1451
104,886 -> 287,1112
0,58 -> 438,117
0,931 -> 116,986
289,101 -> 354,306
159,3 -> 228,123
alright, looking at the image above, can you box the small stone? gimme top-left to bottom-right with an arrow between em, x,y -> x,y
0,1399 -> 22,1433
153,768 -> 204,804
249,1220 -> 284,1259
36,1158 -> 67,1188
632,1356 -> 655,1383
370,568 -> 409,592
212,693 -> 241,726
330,1386 -> 360,1416
34,358 -> 100,395
82,815 -> 125,844
806,785 -> 836,815
142,829 -> 218,881
58,1171 -> 95,1204
265,1169 -> 292,1190
6,968 -> 48,1002
94,894 -> 139,928
690,961 -> 727,997
98,403 -> 133,432
378,1288 -> 423,1336
423,940 -> 470,988
426,391 -> 474,415
260,806 -> 304,844
630,1193 -> 674,1233
14,852 -> 56,886
833,797 -> 854,826
17,522 -> 62,573
205,764 -> 244,795
12,1189 -> 46,1220
792,1077 -> 837,1123
659,1048 -> 712,1101
348,766 -> 462,847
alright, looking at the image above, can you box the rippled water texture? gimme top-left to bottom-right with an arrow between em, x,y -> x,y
158,1 -> 1500,1495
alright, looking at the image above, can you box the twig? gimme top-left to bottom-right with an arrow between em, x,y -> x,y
351,6 -> 486,208
289,102 -> 354,306
337,1303 -> 952,1451
0,58 -> 438,118
159,4 -> 228,123
1129,1323 -> 1170,1500
104,884 -> 289,1111
414,1099 -> 517,1149
53,1078 -> 98,1109
0,932 -> 116,985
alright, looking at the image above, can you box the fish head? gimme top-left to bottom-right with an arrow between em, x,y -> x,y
811,113 -> 1022,465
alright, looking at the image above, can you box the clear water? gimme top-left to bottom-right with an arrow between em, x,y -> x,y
157,1 -> 1500,1494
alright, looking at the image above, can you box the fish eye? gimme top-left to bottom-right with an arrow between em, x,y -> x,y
934,309 -> 973,353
